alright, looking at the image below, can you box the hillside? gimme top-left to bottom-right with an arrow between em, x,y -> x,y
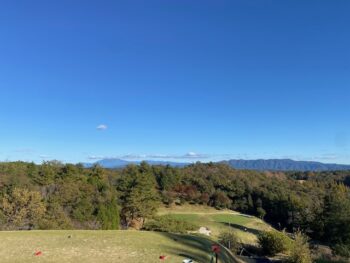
158,205 -> 272,245
0,205 -> 273,263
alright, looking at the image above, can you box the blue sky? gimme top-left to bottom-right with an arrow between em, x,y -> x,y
0,0 -> 349,164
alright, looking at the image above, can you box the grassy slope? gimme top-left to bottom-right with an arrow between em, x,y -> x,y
158,205 -> 272,244
0,205 -> 271,263
0,230 -> 238,263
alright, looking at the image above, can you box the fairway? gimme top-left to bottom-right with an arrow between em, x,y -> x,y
0,230 -> 239,263
158,205 -> 272,244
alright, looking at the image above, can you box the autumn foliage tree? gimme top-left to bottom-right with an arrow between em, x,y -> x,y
0,188 -> 46,230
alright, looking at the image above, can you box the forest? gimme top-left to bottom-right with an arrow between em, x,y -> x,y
0,161 -> 349,257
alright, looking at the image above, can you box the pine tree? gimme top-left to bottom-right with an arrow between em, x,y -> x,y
323,183 -> 350,250
119,167 -> 159,228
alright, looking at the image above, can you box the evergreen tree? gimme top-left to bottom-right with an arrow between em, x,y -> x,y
97,201 -> 120,230
119,166 -> 159,228
323,184 -> 350,247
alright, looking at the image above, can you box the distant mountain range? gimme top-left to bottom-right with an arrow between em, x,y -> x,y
83,158 -> 350,171
222,159 -> 350,171
83,158 -> 188,169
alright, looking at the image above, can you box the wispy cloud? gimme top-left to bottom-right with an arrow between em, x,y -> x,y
317,153 -> 339,161
120,154 -> 149,159
39,154 -> 51,159
183,152 -> 209,159
88,155 -> 107,160
96,124 -> 108,131
121,152 -> 211,160
87,152 -> 213,161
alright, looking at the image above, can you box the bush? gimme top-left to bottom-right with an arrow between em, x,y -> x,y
258,231 -> 291,256
97,202 -> 120,230
288,231 -> 312,263
332,243 -> 350,258
256,207 -> 266,219
143,215 -> 198,234
38,202 -> 72,230
218,231 -> 241,254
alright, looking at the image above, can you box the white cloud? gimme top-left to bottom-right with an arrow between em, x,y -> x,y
88,155 -> 106,160
96,124 -> 108,130
87,152 -> 212,161
183,152 -> 209,159
39,155 -> 51,159
121,154 -> 148,159
120,154 -> 173,160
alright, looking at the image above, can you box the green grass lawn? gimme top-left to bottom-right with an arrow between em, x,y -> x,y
158,205 -> 272,244
165,213 -> 200,222
0,230 -> 239,263
0,205 -> 271,262
210,214 -> 251,225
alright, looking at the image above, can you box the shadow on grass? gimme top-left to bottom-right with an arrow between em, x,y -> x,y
220,222 -> 262,236
159,232 -> 240,263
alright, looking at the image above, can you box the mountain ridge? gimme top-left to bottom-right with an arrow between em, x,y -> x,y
221,158 -> 350,171
83,158 -> 188,168
83,158 -> 350,171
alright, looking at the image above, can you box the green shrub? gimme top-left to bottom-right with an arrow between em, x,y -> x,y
143,215 -> 198,234
314,259 -> 347,263
38,202 -> 72,230
288,231 -> 312,263
256,207 -> 266,219
97,202 -> 120,230
332,243 -> 350,258
218,231 -> 241,254
258,231 -> 291,256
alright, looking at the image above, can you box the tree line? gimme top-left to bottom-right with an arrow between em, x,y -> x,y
0,161 -> 349,256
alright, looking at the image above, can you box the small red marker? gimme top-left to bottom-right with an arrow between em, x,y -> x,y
34,251 -> 42,256
211,244 -> 221,253
159,255 -> 166,261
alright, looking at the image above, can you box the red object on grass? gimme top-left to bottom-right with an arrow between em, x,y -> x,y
211,244 -> 221,253
34,251 -> 42,256
159,255 -> 166,260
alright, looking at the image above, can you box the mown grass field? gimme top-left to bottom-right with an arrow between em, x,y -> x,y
0,205 -> 270,263
0,230 -> 238,263
158,205 -> 272,244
